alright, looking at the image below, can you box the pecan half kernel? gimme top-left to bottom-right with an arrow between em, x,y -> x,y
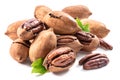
99,39 -> 113,50
79,53 -> 109,70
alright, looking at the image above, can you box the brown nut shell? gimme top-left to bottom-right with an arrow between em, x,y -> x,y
34,5 -> 52,22
81,19 -> 110,38
17,18 -> 45,40
62,5 -> 92,19
43,47 -> 76,72
75,31 -> 99,52
57,35 -> 83,53
9,38 -> 30,63
43,11 -> 81,34
29,28 -> 57,62
5,20 -> 26,40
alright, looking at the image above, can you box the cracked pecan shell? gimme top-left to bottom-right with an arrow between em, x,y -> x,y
17,18 -> 46,40
57,35 -> 83,53
75,31 -> 99,52
43,47 -> 76,72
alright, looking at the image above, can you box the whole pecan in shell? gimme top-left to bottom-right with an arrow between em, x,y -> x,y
5,20 -> 26,40
29,28 -> 57,62
43,11 -> 81,34
10,38 -> 30,63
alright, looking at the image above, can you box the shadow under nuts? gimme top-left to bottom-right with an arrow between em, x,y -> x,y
81,19 -> 110,38
9,38 -> 30,63
62,5 -> 92,19
57,35 -> 83,53
43,11 -> 81,34
29,28 -> 57,62
79,53 -> 109,70
17,18 -> 46,40
5,20 -> 26,40
43,47 -> 76,72
75,31 -> 99,52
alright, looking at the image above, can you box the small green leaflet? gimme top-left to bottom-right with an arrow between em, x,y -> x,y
31,58 -> 47,75
76,18 -> 90,32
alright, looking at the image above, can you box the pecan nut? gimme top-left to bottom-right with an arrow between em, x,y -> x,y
10,38 -> 30,63
29,28 -> 57,62
17,18 -> 46,40
75,31 -> 99,51
99,38 -> 113,50
57,35 -> 83,53
81,19 -> 110,38
34,5 -> 52,22
5,20 -> 26,40
43,47 -> 76,72
79,53 -> 109,70
43,11 -> 81,35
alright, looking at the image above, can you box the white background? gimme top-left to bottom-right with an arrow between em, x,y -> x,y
0,0 -> 120,80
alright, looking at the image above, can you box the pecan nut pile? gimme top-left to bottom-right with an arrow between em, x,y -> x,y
4,4 -> 113,74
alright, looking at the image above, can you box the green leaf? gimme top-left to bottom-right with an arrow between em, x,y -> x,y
31,58 -> 48,75
76,18 -> 90,32
32,66 -> 47,74
83,24 -> 90,32
31,58 -> 43,68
